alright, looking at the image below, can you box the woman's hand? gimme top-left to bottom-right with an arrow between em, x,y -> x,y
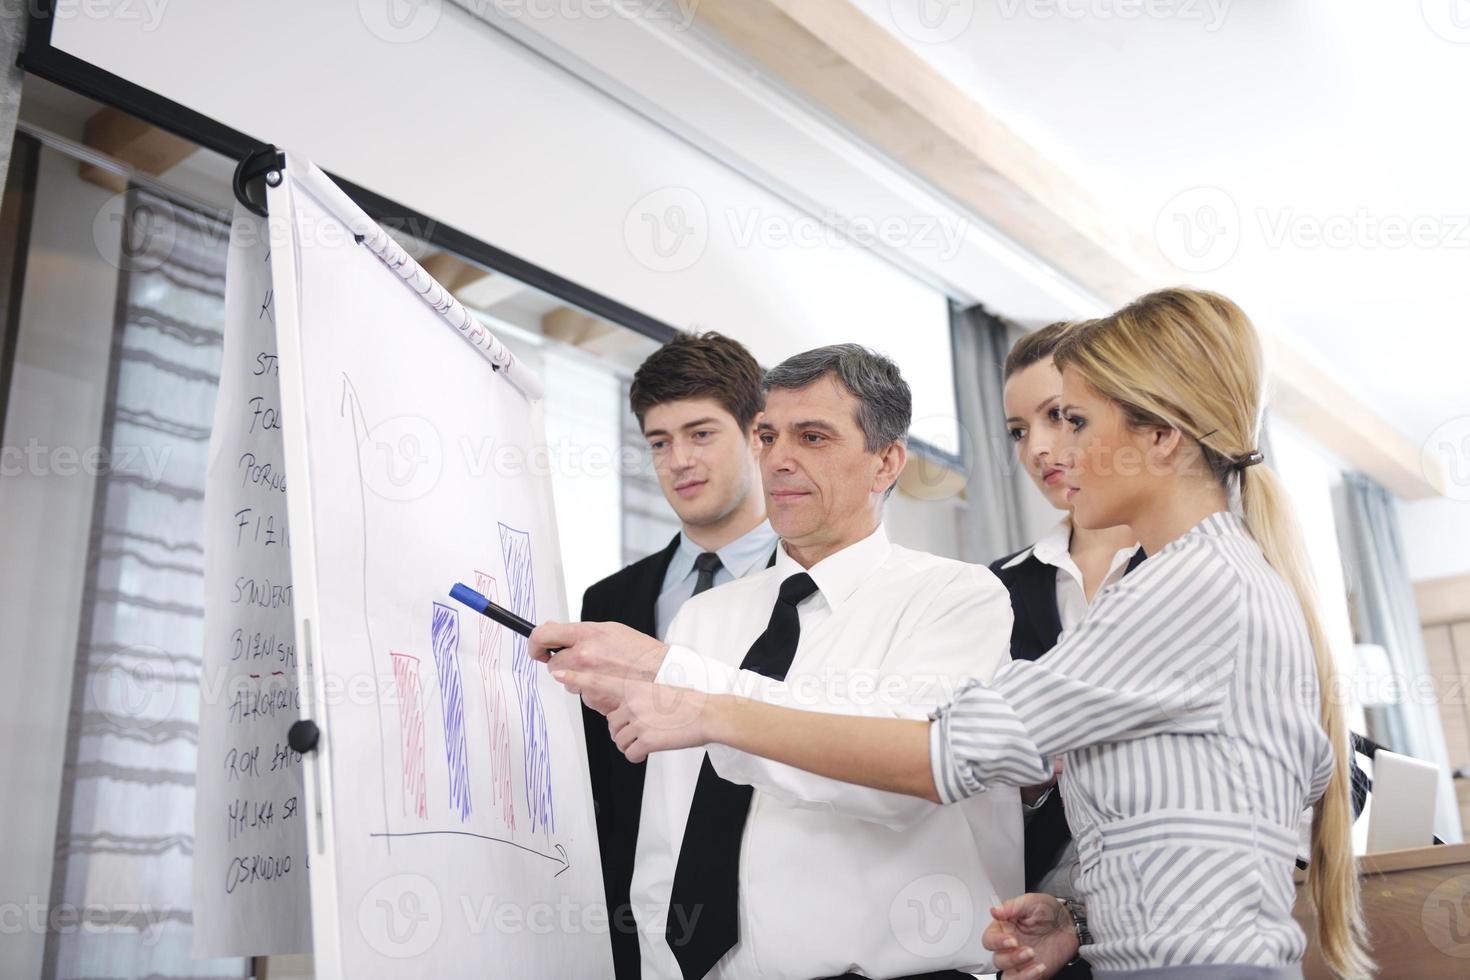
552,668 -> 716,763
983,893 -> 1079,980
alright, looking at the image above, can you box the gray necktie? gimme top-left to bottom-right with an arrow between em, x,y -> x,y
691,551 -> 723,596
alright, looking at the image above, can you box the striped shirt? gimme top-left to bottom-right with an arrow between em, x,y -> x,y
930,511 -> 1334,972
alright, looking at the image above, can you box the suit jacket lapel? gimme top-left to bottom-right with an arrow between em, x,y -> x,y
628,533 -> 680,635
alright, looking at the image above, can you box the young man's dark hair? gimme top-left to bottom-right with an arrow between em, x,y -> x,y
628,331 -> 764,431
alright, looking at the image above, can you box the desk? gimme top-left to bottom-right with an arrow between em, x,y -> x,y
1293,843 -> 1470,978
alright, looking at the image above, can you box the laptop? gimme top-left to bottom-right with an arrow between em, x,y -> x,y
1365,749 -> 1440,853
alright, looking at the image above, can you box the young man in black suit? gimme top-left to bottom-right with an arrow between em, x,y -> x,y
581,331 -> 775,979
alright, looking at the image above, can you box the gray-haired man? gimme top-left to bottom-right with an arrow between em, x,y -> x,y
534,345 -> 1021,980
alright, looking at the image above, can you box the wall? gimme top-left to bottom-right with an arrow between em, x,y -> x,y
45,0 -> 961,445
1397,495 -> 1470,583
0,145 -> 123,977
885,487 -> 965,561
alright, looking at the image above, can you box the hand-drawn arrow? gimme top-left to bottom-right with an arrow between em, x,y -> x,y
368,830 -> 570,878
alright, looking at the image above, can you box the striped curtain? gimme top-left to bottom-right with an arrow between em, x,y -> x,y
43,186 -> 246,979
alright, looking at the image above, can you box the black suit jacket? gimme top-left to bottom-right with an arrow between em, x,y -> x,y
581,534 -> 681,980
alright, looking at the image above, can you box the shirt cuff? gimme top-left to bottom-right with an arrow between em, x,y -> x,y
654,644 -> 738,695
928,678 -> 988,804
929,673 -> 1053,803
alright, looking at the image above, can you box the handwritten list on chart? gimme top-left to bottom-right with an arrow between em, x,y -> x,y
192,208 -> 310,956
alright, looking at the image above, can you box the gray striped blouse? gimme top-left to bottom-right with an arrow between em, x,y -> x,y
930,511 -> 1334,972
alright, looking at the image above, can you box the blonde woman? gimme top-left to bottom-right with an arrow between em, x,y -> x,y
542,288 -> 1370,980
994,321 -> 1145,980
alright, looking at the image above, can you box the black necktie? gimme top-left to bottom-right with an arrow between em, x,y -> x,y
691,551 -> 723,597
667,572 -> 819,979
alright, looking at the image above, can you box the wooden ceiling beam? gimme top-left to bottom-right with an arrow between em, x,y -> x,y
79,106 -> 197,193
695,0 -> 1443,499
420,251 -> 494,294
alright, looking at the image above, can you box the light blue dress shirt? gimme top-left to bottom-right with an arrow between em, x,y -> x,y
653,520 -> 778,640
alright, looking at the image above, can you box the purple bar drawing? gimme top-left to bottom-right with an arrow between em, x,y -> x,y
431,601 -> 472,822
497,522 -> 555,835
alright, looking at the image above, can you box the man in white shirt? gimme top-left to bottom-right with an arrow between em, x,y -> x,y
535,344 -> 1021,980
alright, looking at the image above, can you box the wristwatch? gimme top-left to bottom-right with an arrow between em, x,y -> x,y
1059,897 -> 1091,965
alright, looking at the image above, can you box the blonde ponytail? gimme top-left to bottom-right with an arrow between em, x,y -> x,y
1240,463 -> 1372,979
1055,288 -> 1373,978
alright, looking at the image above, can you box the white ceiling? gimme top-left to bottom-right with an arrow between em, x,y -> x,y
851,0 -> 1470,448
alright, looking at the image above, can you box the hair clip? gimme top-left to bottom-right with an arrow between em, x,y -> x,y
1235,450 -> 1265,470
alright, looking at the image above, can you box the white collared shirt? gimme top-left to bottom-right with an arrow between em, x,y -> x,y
632,525 -> 1022,980
1003,516 -> 1139,636
654,520 -> 779,640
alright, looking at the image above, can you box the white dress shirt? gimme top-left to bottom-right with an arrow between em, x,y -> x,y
654,520 -> 779,640
1000,515 -> 1139,636
633,525 -> 1022,980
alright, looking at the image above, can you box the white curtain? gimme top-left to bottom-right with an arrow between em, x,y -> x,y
44,186 -> 247,978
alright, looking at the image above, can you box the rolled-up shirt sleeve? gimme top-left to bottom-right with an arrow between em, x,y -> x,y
930,548 -> 1243,804
663,563 -> 1014,828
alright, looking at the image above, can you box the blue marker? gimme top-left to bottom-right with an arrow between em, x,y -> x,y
450,582 -> 538,638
